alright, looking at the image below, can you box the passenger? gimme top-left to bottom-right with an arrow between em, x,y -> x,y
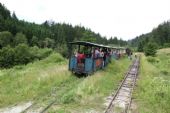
74,50 -> 78,57
103,49 -> 107,67
94,48 -> 100,58
100,49 -> 104,58
77,52 -> 85,63
100,50 -> 105,67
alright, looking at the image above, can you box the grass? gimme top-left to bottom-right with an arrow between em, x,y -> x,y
0,53 -> 72,107
48,57 -> 132,112
0,54 -> 132,113
134,48 -> 170,113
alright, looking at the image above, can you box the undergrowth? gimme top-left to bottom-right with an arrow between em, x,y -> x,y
134,48 -> 170,113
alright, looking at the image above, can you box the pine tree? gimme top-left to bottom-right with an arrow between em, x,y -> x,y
144,42 -> 158,56
137,42 -> 144,52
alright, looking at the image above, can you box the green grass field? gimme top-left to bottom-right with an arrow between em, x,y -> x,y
134,48 -> 170,113
0,53 -> 131,112
48,57 -> 131,112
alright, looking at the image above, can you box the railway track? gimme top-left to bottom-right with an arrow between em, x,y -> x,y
104,57 -> 140,113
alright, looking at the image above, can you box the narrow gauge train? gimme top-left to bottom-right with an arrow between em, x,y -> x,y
68,41 -> 125,75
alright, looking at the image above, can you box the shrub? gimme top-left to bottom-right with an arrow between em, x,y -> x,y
147,56 -> 159,64
0,46 -> 15,68
144,42 -> 158,56
14,44 -> 31,64
0,31 -> 13,48
163,43 -> 170,48
13,33 -> 27,46
37,48 -> 53,59
0,44 -> 53,68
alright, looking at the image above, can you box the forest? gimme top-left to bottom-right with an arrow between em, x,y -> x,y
0,3 -> 127,68
130,21 -> 170,52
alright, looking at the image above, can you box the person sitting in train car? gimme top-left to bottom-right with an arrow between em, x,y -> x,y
83,46 -> 91,58
74,50 -> 78,57
103,49 -> 107,67
100,49 -> 104,67
77,52 -> 85,63
94,48 -> 100,58
100,49 -> 104,58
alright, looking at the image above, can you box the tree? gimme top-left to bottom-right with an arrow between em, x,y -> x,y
31,36 -> 38,46
12,12 -> 18,20
14,44 -> 31,64
43,37 -> 55,48
0,46 -> 15,68
137,42 -> 144,52
144,42 -> 158,56
0,31 -> 13,48
13,32 -> 27,46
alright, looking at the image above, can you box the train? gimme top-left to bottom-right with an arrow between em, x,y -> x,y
68,41 -> 125,75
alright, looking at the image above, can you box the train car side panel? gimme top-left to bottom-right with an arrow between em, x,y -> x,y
69,56 -> 77,71
85,58 -> 93,73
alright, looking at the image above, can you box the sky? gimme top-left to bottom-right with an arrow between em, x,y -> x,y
1,0 -> 170,40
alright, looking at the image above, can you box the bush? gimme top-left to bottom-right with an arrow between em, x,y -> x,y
13,33 -> 27,46
30,46 -> 53,60
147,56 -> 159,64
37,48 -> 53,59
0,46 -> 15,68
0,31 -> 13,48
0,44 -> 53,68
14,44 -> 32,64
163,43 -> 170,48
144,42 -> 158,56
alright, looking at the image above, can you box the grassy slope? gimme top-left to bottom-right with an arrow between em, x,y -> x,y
0,53 -> 72,107
0,54 -> 131,112
134,48 -> 170,113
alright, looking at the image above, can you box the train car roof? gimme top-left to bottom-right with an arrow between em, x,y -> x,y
69,41 -> 108,48
69,41 -> 125,49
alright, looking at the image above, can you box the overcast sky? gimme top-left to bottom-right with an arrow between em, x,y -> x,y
1,0 -> 170,40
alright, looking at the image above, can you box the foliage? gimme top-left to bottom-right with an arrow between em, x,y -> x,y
0,3 -> 128,61
14,44 -> 32,64
134,49 -> 170,113
147,56 -> 159,64
130,21 -> 170,49
0,31 -> 13,48
137,41 -> 144,52
144,42 -> 158,56
13,32 -> 27,46
0,46 -> 15,68
163,43 -> 170,48
0,53 -> 67,107
0,57 -> 130,111
0,44 -> 53,68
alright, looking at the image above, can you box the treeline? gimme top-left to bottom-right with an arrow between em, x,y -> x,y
0,3 -> 127,68
130,21 -> 170,52
0,3 -> 127,50
0,44 -> 52,68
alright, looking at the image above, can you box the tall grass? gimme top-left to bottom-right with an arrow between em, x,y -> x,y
0,53 -> 72,107
0,55 -> 132,113
134,49 -> 170,113
48,58 -> 132,112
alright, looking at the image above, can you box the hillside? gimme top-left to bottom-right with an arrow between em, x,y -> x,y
0,3 -> 127,55
130,21 -> 170,51
0,2 -> 128,68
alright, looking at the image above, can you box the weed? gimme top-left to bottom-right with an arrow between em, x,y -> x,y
134,48 -> 170,113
